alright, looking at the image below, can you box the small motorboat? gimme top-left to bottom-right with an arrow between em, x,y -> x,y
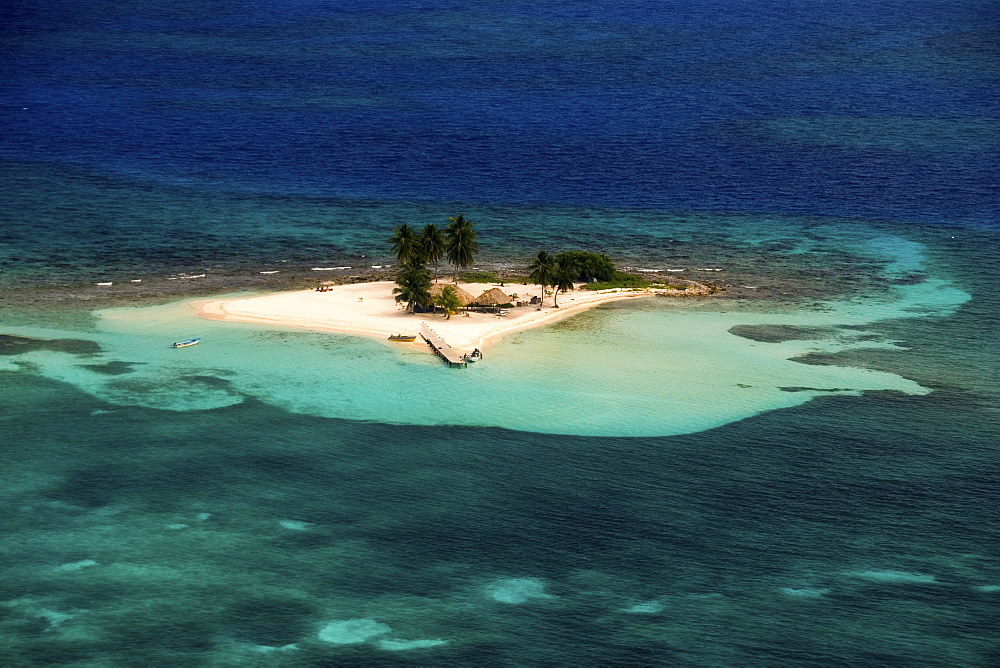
388,334 -> 416,342
172,338 -> 201,348
465,348 -> 482,363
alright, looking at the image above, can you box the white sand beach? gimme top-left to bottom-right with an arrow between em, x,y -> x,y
195,281 -> 661,355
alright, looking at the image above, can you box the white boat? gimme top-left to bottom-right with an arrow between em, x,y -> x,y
172,338 -> 201,348
465,349 -> 482,363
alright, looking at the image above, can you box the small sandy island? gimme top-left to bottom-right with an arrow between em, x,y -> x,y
196,281 -> 708,356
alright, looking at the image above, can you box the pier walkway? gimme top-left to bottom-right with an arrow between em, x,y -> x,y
419,323 -> 467,368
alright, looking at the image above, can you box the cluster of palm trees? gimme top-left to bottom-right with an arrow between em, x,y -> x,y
389,216 -> 616,315
527,251 -> 577,307
389,215 -> 479,314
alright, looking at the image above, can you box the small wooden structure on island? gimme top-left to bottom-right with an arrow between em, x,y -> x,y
429,283 -> 476,307
469,287 -> 512,313
419,323 -> 468,368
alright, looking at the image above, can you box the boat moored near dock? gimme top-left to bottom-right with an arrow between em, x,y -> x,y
388,334 -> 417,342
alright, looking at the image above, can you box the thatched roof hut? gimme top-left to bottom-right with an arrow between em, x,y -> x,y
472,287 -> 512,306
430,283 -> 476,306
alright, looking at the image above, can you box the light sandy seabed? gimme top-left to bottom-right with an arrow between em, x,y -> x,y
196,281 -> 659,355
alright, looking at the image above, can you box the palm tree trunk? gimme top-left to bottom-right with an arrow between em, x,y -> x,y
553,287 -> 559,307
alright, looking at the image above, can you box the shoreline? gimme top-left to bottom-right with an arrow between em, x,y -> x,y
195,280 -> 708,354
0,256 -> 903,333
0,245 -> 903,314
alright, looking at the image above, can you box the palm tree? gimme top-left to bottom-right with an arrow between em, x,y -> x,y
551,260 -> 576,307
527,250 -> 556,306
389,224 -> 422,266
434,285 -> 463,320
392,260 -> 432,314
420,224 -> 446,283
445,215 -> 479,283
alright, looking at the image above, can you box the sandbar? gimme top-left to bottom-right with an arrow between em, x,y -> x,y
195,281 -> 675,354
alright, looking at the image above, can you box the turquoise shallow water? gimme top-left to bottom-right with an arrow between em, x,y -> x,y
0,260 -> 967,437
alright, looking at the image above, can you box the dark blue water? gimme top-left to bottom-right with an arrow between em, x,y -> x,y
2,1 -> 999,664
2,0 -> 997,225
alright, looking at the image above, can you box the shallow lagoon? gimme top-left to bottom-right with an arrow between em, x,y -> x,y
1,262 -> 966,437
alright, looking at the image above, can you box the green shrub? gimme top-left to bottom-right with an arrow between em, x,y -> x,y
583,272 -> 651,290
459,271 -> 498,283
553,251 -> 617,282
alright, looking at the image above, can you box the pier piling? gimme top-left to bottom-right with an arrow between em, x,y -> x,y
419,323 -> 468,368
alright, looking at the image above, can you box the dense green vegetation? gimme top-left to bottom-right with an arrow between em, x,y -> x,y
552,251 -> 617,282
392,260 -> 432,313
389,215 -> 480,313
388,229 -> 693,312
459,271 -> 498,283
527,250 -> 624,305
522,250 -> 697,302
583,275 -> 651,290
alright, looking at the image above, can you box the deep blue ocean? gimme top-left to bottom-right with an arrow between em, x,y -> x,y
2,1 -> 999,665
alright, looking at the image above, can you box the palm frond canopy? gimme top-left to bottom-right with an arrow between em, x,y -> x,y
445,215 -> 479,281
421,224 -> 446,261
472,287 -> 511,306
429,283 -> 475,305
389,224 -> 421,265
527,251 -> 556,284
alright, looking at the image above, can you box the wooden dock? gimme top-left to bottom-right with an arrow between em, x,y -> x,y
419,323 -> 467,368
